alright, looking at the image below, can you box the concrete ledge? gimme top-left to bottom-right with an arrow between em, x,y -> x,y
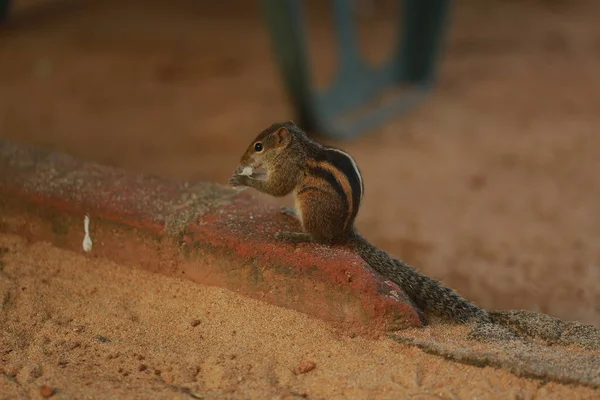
0,138 -> 422,334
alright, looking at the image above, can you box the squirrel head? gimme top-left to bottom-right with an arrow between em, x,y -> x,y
232,121 -> 297,179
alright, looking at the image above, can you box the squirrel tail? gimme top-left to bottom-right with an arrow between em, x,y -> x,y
350,232 -> 490,324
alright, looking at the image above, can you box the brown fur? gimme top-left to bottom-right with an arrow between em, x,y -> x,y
306,157 -> 355,230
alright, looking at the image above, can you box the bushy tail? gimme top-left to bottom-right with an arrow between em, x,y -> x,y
351,233 -> 489,324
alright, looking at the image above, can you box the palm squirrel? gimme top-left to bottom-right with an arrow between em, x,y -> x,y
228,121 -> 490,324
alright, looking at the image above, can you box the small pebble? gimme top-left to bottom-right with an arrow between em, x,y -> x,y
190,319 -> 201,327
69,341 -> 81,350
96,335 -> 111,343
138,364 -> 147,372
4,363 -> 20,377
40,385 -> 55,398
29,364 -> 43,379
294,360 -> 316,375
468,174 -> 487,190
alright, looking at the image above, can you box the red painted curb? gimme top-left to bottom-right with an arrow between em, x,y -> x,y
0,138 -> 422,334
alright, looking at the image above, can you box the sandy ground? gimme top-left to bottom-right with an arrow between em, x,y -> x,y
2,232 -> 599,400
1,0 -> 600,397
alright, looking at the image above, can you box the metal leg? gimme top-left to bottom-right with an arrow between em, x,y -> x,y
262,0 -> 452,140
0,0 -> 10,23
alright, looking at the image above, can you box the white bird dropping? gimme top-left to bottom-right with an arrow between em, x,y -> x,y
83,214 -> 92,252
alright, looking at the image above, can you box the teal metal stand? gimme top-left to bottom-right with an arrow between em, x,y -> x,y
0,0 -> 10,23
263,0 -> 451,140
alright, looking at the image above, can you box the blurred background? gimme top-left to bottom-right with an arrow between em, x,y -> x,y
0,0 -> 598,325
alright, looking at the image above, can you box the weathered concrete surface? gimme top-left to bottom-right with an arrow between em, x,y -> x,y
0,138 -> 422,334
392,312 -> 600,389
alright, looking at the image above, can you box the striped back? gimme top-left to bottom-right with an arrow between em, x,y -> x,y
306,146 -> 364,229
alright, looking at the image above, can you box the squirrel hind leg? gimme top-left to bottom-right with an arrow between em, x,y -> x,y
298,195 -> 348,245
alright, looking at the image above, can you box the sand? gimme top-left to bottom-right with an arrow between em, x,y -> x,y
1,0 -> 600,397
1,233 -> 598,399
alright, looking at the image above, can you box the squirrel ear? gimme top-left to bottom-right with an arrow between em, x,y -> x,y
275,127 -> 292,147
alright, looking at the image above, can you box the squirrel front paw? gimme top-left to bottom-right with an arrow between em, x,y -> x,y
279,206 -> 298,218
228,174 -> 249,188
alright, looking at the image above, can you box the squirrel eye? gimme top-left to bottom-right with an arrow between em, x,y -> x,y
254,142 -> 263,152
